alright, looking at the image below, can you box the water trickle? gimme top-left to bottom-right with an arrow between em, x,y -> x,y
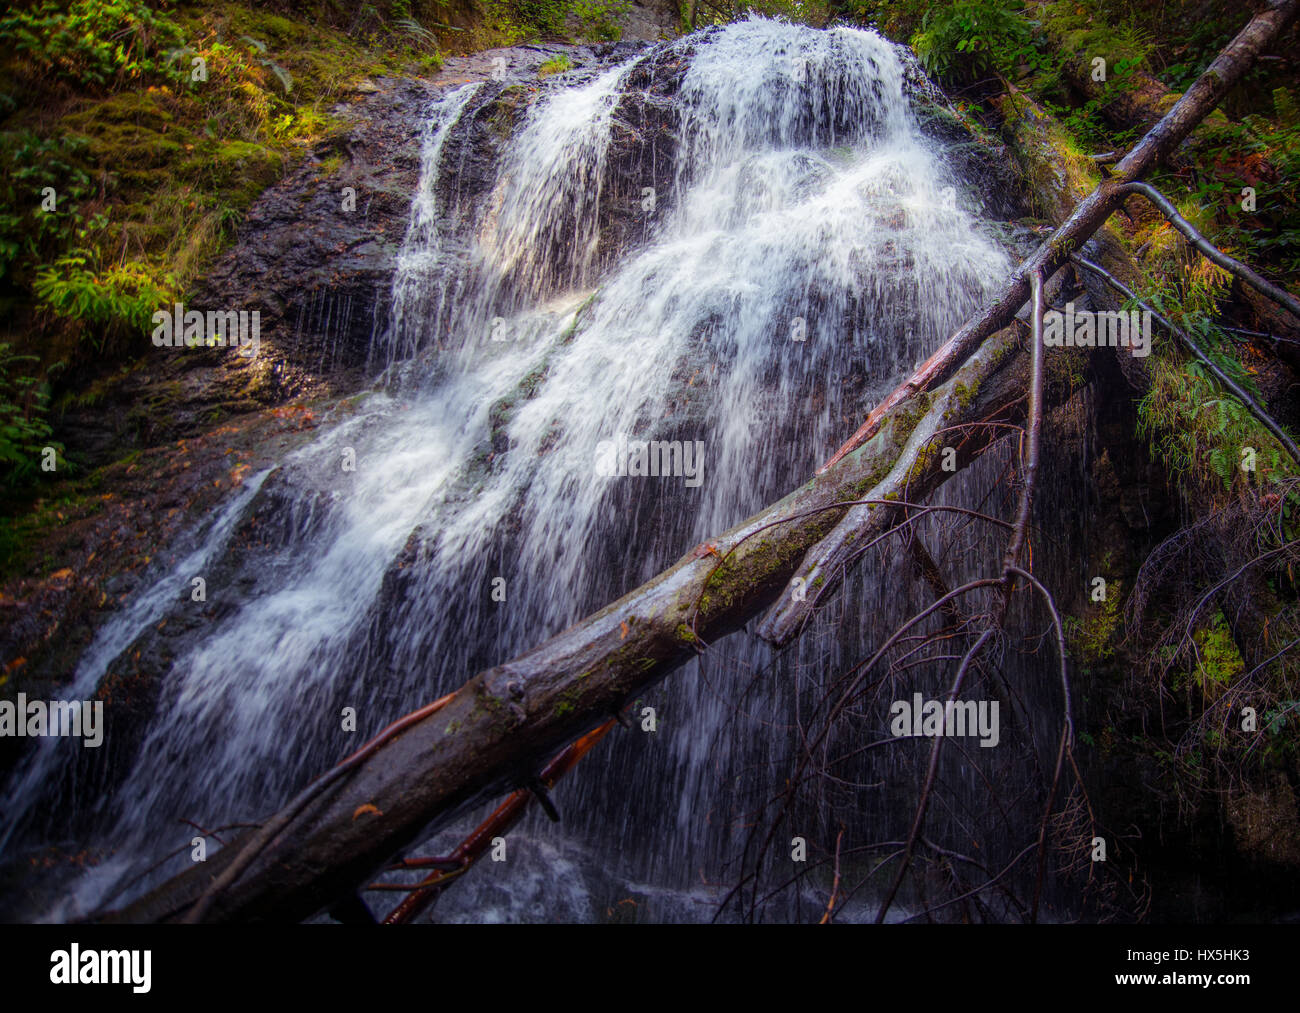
0,469 -> 270,856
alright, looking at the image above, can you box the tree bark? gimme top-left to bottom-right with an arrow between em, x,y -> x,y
106,326 -> 1032,923
100,0 -> 1300,924
1058,50 -> 1230,150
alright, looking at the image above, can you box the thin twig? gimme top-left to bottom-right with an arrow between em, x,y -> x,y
1119,180 -> 1300,322
1072,252 -> 1300,467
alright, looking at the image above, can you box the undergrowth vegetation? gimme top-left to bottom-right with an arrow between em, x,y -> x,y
852,0 -> 1300,883
483,0 -> 633,42
0,0 -> 464,493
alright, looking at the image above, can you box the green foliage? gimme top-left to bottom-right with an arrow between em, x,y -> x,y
33,251 -> 177,349
836,0 -> 933,39
238,35 -> 293,94
482,0 -> 630,42
1171,93 -> 1300,280
1262,701 -> 1297,738
1127,196 -> 1298,502
1274,86 -> 1299,130
510,0 -> 569,36
1065,578 -> 1123,668
0,132 -> 91,283
0,0 -> 475,371
911,1 -> 1031,86
572,0 -> 628,41
392,16 -> 448,68
1027,1 -> 1297,279
0,0 -> 186,90
1138,346 -> 1292,499
393,14 -> 438,48
537,54 -> 572,76
1188,610 -> 1245,695
0,344 -> 62,488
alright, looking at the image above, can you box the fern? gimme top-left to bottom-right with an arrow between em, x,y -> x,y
0,344 -> 62,487
911,1 -> 1032,85
240,36 -> 293,94
0,0 -> 186,90
33,252 -> 178,348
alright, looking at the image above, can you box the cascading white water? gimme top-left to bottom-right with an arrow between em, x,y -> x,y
0,469 -> 270,856
2,18 -> 1021,922
385,82 -> 485,365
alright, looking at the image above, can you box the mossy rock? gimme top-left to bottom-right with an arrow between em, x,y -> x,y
65,89 -> 178,132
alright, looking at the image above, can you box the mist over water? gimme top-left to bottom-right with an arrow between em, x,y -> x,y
1,18 -> 1025,922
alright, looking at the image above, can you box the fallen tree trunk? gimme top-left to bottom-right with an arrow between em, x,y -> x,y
1056,43 -> 1231,149
995,86 -> 1137,285
761,2 -> 1299,641
102,0 -> 1299,923
107,327 -> 1034,924
994,84 -> 1157,391
756,131 -> 1089,643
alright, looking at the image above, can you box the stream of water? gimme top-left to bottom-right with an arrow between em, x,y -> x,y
2,18 -> 1031,922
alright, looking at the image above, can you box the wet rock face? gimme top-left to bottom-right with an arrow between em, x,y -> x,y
596,46 -> 691,272
188,34 -> 1022,395
900,55 -> 1029,224
192,42 -> 678,386
194,77 -> 440,384
50,76 -> 447,470
445,40 -> 687,277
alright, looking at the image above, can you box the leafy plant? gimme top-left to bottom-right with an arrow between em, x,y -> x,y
911,0 -> 1032,86
1188,610 -> 1245,695
0,132 -> 91,283
1138,350 -> 1291,498
0,344 -> 62,488
33,251 -> 177,349
482,0 -> 627,43
240,36 -> 293,94
537,54 -> 572,76
1065,577 -> 1124,667
0,0 -> 186,90
573,0 -> 629,41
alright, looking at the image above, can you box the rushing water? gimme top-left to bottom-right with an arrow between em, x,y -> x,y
1,18 -> 1032,922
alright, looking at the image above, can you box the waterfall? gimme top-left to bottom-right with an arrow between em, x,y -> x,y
1,17 -> 1026,922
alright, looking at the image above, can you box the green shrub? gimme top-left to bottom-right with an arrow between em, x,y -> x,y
537,54 -> 572,76
911,1 -> 1032,86
1138,350 -> 1292,498
482,0 -> 629,42
0,132 -> 91,283
0,344 -> 62,488
573,0 -> 629,41
1189,610 -> 1245,695
0,0 -> 187,90
33,251 -> 178,349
